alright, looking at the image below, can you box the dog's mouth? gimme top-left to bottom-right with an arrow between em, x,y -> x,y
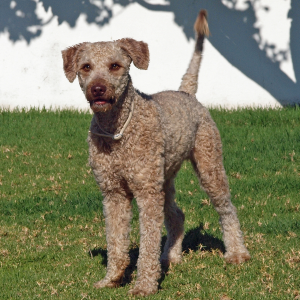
91,99 -> 108,106
89,97 -> 116,112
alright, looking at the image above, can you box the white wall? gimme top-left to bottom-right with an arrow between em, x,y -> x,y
0,0 -> 299,110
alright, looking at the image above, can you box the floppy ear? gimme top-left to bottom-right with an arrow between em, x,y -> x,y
118,38 -> 149,70
61,43 -> 87,82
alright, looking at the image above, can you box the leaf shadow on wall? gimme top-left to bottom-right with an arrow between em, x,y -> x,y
1,0 -> 299,105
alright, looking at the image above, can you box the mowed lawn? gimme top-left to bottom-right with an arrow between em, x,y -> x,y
0,107 -> 299,299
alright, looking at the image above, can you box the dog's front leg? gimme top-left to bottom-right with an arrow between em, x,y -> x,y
94,191 -> 132,289
129,189 -> 165,296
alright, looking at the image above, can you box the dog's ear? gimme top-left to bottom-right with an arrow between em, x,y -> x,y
61,43 -> 88,82
118,38 -> 149,70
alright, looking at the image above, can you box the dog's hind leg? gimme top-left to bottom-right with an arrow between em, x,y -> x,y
160,178 -> 185,266
191,110 -> 250,264
94,190 -> 132,288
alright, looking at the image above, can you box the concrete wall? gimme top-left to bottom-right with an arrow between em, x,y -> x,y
0,0 -> 299,110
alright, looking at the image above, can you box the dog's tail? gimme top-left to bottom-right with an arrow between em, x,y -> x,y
179,10 -> 210,95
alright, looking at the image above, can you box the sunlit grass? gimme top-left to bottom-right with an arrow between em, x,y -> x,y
0,107 -> 299,299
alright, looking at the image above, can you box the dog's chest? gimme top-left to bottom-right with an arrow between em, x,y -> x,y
88,133 -> 155,189
87,109 -> 165,193
88,136 -> 130,174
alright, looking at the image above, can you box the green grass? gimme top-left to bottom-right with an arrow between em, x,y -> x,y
0,107 -> 299,299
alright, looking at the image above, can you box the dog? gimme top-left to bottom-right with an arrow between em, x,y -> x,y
62,10 -> 250,296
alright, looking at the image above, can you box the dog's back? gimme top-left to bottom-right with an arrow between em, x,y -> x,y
151,90 -> 209,179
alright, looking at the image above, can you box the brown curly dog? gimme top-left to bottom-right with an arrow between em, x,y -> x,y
62,10 -> 250,296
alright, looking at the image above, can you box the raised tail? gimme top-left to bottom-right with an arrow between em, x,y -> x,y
179,10 -> 210,95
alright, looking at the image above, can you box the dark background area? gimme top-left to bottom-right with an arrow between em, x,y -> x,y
0,0 -> 299,105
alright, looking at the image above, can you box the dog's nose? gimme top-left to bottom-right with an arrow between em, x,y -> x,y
91,84 -> 107,97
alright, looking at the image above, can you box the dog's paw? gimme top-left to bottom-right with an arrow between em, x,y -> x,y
94,278 -> 121,289
160,253 -> 182,267
224,251 -> 251,264
128,285 -> 158,297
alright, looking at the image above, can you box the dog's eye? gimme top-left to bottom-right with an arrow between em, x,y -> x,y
110,63 -> 120,71
83,64 -> 91,71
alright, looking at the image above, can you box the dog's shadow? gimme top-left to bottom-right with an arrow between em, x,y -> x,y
89,224 -> 224,286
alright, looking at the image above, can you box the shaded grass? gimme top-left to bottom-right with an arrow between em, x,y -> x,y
0,107 -> 299,299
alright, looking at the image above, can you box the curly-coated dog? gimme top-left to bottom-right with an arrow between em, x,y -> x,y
62,10 -> 250,296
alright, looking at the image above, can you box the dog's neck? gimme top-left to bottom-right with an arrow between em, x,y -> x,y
94,78 -> 135,136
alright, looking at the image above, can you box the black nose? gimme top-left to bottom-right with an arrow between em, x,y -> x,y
91,84 -> 107,97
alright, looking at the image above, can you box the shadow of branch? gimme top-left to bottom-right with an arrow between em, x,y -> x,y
1,0 -> 299,104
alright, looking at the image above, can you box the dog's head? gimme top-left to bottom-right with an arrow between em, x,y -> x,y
62,39 -> 149,113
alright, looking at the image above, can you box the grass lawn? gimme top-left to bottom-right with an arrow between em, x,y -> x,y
0,107 -> 299,299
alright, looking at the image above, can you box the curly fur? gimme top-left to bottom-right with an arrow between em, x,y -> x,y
61,10 -> 250,296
